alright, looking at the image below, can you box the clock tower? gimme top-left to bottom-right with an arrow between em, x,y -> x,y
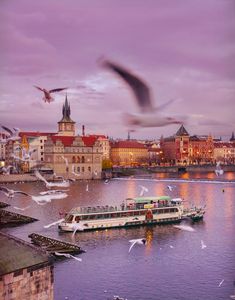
57,95 -> 76,136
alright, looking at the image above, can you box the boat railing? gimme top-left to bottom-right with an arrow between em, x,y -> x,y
69,202 -> 183,215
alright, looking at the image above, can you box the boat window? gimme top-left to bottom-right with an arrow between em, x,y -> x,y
65,215 -> 74,223
75,216 -> 80,222
134,211 -> 140,216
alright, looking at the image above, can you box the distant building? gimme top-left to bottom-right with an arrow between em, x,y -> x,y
110,140 -> 148,166
214,142 -> 235,164
44,96 -> 103,178
0,232 -> 53,300
161,125 -> 214,165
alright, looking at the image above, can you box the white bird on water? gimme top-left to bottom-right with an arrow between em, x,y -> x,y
54,252 -> 82,262
128,238 -> 146,252
167,185 -> 174,192
201,240 -> 207,249
139,185 -> 148,197
100,59 -> 184,129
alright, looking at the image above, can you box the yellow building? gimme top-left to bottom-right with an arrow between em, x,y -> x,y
110,140 -> 148,166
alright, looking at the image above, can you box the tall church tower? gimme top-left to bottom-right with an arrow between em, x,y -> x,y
57,95 -> 76,136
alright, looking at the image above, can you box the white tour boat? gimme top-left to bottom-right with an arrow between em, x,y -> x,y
58,196 -> 188,232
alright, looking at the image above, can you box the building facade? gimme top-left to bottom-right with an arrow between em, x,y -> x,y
44,96 -> 103,178
110,140 -> 148,166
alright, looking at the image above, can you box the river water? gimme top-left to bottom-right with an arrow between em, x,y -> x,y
1,172 -> 235,300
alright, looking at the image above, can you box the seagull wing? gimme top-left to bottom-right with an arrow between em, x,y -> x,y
14,191 -> 30,196
1,126 -> 13,136
0,186 -> 10,193
49,88 -> 68,93
128,240 -> 137,252
102,60 -> 153,113
34,170 -> 48,184
34,85 -> 45,92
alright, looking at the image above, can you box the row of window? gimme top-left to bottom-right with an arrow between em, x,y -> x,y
72,208 -> 178,221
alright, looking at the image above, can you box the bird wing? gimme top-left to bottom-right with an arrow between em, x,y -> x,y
102,60 -> 153,113
128,240 -> 137,252
14,191 -> 30,196
0,186 -> 9,193
34,170 -> 48,184
49,88 -> 68,93
155,98 -> 178,112
1,126 -> 13,136
34,85 -> 45,92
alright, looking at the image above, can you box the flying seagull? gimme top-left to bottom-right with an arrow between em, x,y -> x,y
31,192 -> 68,205
72,223 -> 87,236
201,240 -> 207,249
167,185 -> 174,192
218,279 -> 224,287
1,126 -> 20,142
44,218 -> 65,228
128,238 -> 146,252
139,185 -> 148,197
173,224 -> 195,232
54,252 -> 82,262
34,86 -> 68,103
39,190 -> 69,195
34,171 -> 70,188
100,59 -> 184,129
0,186 -> 29,198
215,161 -> 224,176
13,205 -> 31,211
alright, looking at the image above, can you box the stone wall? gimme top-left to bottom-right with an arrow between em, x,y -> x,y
0,264 -> 53,300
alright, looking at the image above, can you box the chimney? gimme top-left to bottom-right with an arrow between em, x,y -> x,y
82,125 -> 85,136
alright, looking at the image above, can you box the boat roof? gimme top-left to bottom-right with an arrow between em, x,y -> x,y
126,196 -> 171,203
171,198 -> 183,202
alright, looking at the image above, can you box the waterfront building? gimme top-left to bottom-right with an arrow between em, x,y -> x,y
161,125 -> 214,165
0,232 -> 53,300
214,142 -> 235,164
44,96 -> 103,178
110,140 -> 148,166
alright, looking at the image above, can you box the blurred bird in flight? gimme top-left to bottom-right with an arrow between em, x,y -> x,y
34,86 -> 68,103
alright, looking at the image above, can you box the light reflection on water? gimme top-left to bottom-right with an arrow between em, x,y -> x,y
0,172 -> 235,300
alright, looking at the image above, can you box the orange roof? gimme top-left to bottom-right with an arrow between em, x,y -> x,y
111,141 -> 146,149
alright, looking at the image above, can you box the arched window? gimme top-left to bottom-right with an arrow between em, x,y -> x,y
77,156 -> 80,163
82,167 -> 85,172
77,166 -> 80,173
72,156 -> 76,163
88,166 -> 91,172
81,156 -> 85,163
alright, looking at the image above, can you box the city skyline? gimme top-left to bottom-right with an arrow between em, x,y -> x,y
1,0 -> 235,140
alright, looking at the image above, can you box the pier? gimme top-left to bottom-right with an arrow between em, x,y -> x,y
0,209 -> 38,226
28,233 -> 84,255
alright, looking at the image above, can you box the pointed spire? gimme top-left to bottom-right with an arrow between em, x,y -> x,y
59,94 -> 74,123
230,132 -> 235,141
175,125 -> 189,136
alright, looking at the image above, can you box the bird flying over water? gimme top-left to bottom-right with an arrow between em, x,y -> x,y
215,161 -> 224,176
44,218 -> 65,228
34,86 -> 68,103
218,279 -> 224,287
128,238 -> 146,252
0,186 -> 29,198
34,171 -> 70,188
173,224 -> 195,232
100,59 -> 184,129
139,185 -> 148,197
54,252 -> 82,262
201,240 -> 207,249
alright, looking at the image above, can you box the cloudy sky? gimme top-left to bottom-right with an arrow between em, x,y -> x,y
0,0 -> 234,140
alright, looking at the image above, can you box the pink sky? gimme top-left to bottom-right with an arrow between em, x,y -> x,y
0,0 -> 234,140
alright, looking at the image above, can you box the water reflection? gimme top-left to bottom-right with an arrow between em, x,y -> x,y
0,172 -> 235,300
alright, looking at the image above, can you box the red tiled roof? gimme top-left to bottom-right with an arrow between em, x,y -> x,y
111,141 -> 146,149
19,132 -> 55,138
81,136 -> 98,147
50,136 -> 75,146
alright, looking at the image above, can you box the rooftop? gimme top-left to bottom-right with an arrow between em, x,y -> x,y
0,232 -> 51,276
175,125 -> 189,137
111,140 -> 147,149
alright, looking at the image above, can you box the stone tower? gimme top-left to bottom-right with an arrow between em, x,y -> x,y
57,95 -> 76,136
